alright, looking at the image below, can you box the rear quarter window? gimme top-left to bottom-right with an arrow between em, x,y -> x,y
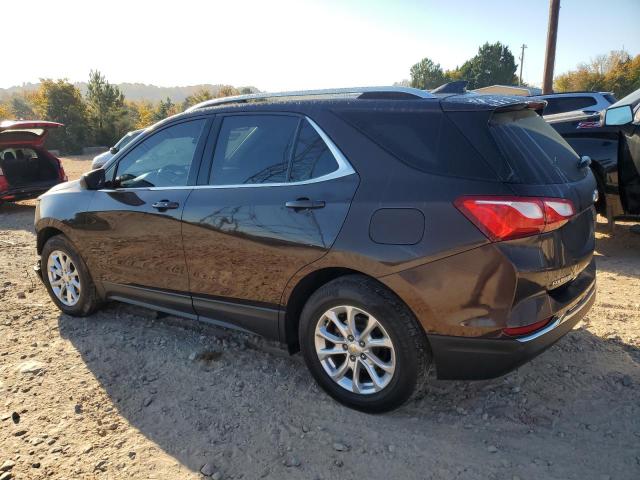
335,108 -> 497,180
490,109 -> 587,184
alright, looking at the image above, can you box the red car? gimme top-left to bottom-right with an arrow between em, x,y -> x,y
0,120 -> 67,204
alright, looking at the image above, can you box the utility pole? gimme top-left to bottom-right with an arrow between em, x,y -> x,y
542,0 -> 560,94
519,44 -> 527,86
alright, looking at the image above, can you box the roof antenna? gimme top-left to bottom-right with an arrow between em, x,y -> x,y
431,80 -> 469,94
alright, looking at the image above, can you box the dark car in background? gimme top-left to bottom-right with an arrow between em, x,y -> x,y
0,120 -> 67,205
547,88 -> 640,221
34,87 -> 596,412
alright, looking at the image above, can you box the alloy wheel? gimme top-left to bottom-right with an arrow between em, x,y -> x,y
47,250 -> 81,306
314,305 -> 396,395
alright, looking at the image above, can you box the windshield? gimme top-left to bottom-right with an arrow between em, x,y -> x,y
610,88 -> 640,109
114,130 -> 142,150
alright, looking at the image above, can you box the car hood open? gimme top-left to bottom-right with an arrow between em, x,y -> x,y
0,120 -> 64,148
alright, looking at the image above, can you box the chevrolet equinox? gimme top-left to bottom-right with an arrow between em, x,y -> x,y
34,86 -> 597,412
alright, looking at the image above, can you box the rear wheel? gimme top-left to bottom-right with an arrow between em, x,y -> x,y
41,235 -> 100,316
299,275 -> 430,413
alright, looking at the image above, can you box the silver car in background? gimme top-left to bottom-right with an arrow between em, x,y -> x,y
91,129 -> 144,169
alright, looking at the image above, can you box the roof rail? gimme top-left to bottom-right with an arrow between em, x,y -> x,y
185,86 -> 435,112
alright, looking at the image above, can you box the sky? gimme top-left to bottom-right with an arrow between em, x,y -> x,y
3,0 -> 639,91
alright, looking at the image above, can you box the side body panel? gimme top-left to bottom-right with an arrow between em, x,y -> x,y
181,108 -> 360,339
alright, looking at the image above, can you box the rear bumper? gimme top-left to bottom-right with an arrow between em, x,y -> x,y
428,282 -> 596,380
1,183 -> 59,201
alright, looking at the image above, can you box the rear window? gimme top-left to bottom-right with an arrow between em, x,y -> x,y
490,109 -> 587,184
336,109 -> 497,180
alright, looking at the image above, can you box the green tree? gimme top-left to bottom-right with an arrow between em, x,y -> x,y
32,79 -> 88,154
410,57 -> 446,89
86,70 -> 129,146
10,95 -> 35,119
153,97 -> 176,122
459,42 -> 518,89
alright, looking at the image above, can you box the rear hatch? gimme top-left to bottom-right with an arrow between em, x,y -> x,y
0,121 -> 66,194
0,120 -> 63,148
442,95 -> 597,290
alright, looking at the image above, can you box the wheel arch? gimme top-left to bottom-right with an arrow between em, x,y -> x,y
37,226 -> 65,255
282,267 -> 423,354
283,267 -> 359,353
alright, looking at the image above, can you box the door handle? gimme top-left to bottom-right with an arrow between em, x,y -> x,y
285,198 -> 326,210
152,200 -> 180,211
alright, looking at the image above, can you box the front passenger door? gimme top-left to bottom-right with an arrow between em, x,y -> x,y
82,118 -> 209,315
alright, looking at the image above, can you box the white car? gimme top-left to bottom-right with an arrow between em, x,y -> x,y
531,91 -> 617,117
91,129 -> 144,169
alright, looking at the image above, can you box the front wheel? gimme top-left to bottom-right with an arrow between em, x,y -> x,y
41,235 -> 100,316
299,275 -> 431,413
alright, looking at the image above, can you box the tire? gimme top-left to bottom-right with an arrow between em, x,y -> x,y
41,234 -> 101,316
299,275 -> 431,413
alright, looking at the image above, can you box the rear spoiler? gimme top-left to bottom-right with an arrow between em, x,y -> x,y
441,94 -> 546,115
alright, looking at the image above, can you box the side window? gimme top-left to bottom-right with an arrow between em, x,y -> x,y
114,119 -> 205,188
210,115 -> 299,185
289,120 -> 339,182
542,98 -> 561,115
544,97 -> 598,115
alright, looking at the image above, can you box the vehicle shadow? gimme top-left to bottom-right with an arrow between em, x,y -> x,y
57,302 -> 640,479
0,201 -> 37,232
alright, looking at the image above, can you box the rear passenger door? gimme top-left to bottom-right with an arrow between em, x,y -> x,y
181,113 -> 359,338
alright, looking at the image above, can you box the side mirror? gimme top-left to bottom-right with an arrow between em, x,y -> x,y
109,147 -> 119,154
80,168 -> 106,190
604,105 -> 633,126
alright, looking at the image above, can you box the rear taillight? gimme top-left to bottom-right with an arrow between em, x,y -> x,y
0,167 -> 8,192
503,318 -> 552,337
454,196 -> 575,241
57,160 -> 67,181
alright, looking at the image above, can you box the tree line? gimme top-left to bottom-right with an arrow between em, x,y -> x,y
0,72 -> 250,154
1,47 -> 638,154
407,42 -> 639,98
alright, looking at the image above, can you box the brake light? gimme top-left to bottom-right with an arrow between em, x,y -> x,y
454,196 -> 575,241
57,160 -> 67,181
0,167 -> 8,192
503,318 -> 551,337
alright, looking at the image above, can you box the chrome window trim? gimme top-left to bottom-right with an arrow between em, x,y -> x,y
99,115 -> 356,192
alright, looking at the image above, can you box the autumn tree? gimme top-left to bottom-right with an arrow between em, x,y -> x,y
182,88 -> 214,110
0,102 -> 11,120
217,85 -> 239,98
32,79 -> 88,154
555,50 -> 640,98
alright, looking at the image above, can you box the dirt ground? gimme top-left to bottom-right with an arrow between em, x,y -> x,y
1,156 -> 639,480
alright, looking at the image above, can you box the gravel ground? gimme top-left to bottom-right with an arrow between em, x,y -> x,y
1,156 -> 639,480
